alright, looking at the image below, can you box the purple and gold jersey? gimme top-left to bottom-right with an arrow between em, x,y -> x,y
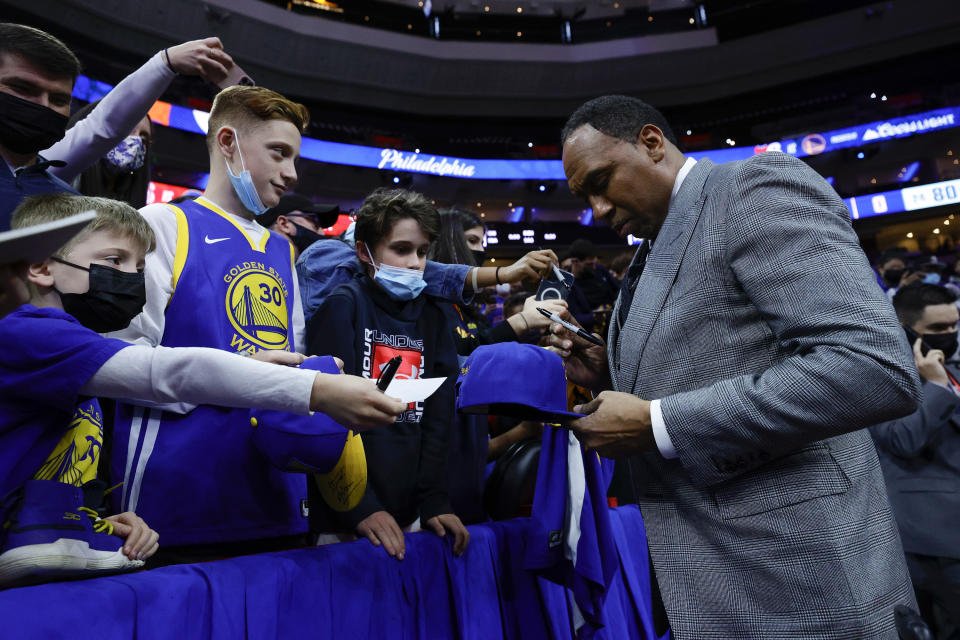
111,197 -> 304,546
0,305 -> 128,500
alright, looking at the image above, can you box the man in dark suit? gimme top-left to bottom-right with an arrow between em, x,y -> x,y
872,283 -> 960,639
549,95 -> 922,638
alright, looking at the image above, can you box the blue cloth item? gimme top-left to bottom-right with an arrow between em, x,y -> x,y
223,132 -> 268,215
0,305 -> 129,498
525,426 -> 620,637
0,480 -> 141,585
0,507 -> 665,640
457,343 -> 585,424
296,238 -> 471,321
0,157 -> 79,231
111,198 -> 305,546
250,356 -> 348,474
0,481 -> 114,550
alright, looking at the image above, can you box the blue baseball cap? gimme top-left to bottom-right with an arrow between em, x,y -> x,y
250,355 -> 350,474
456,343 -> 585,425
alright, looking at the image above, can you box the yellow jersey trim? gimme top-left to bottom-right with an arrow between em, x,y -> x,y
195,197 -> 270,253
167,204 -> 190,295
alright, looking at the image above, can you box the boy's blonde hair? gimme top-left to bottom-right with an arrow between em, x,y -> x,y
11,194 -> 156,258
205,86 -> 310,152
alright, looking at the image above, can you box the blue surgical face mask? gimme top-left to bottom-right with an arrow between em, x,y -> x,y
224,130 -> 267,215
923,272 -> 941,284
365,244 -> 426,301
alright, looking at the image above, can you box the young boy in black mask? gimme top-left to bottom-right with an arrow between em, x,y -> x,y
0,193 -> 395,584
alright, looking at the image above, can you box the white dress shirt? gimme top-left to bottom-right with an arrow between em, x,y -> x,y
649,156 -> 697,459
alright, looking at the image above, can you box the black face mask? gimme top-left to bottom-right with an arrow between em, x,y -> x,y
470,249 -> 486,267
883,268 -> 905,287
0,91 -> 69,156
52,258 -> 146,333
923,331 -> 959,359
290,224 -> 324,255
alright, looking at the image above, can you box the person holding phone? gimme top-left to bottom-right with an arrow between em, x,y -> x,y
871,283 -> 960,638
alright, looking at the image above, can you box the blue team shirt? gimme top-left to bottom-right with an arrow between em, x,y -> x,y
112,197 -> 304,546
0,304 -> 129,498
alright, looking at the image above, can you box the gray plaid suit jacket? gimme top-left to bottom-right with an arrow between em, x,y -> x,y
609,153 -> 922,639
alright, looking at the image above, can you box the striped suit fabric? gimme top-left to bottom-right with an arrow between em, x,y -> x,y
609,153 -> 921,638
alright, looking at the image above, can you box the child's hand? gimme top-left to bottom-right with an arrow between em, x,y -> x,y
356,511 -> 405,560
425,513 -> 470,557
105,511 -> 159,561
250,350 -> 307,366
310,373 -> 406,430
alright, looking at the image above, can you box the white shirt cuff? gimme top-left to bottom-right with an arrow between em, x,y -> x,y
650,399 -> 678,459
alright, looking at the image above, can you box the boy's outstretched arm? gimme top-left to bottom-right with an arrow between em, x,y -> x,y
81,344 -> 405,430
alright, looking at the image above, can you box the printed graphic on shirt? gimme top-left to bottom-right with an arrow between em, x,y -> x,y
224,261 -> 290,353
34,398 -> 103,487
362,328 -> 425,423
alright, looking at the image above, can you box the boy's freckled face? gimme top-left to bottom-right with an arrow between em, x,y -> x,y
50,230 -> 147,295
368,218 -> 432,273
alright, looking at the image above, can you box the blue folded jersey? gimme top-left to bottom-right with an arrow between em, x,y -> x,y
524,426 -> 620,637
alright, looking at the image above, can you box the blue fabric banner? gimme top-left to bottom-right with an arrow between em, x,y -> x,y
0,507 -> 665,639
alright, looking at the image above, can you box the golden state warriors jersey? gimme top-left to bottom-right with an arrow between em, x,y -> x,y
111,197 -> 304,545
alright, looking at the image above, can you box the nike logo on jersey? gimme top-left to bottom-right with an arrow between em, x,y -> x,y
204,235 -> 230,244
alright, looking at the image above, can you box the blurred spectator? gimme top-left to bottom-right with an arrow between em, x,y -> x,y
609,250 -> 634,283
559,252 -> 598,331
257,194 -> 340,258
434,210 -> 565,356
568,238 -> 619,309
64,100 -> 152,208
946,254 -> 960,288
51,38 -> 235,209
0,23 -> 80,229
917,256 -> 944,286
875,249 -> 927,298
502,292 -> 532,336
431,209 -> 563,523
871,283 -> 960,639
876,249 -> 908,293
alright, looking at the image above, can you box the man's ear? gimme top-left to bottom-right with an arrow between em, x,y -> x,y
215,126 -> 237,161
275,216 -> 296,235
26,259 -> 56,289
638,124 -> 666,162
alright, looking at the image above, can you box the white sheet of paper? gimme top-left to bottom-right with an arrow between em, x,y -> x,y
384,377 -> 447,404
0,211 -> 96,264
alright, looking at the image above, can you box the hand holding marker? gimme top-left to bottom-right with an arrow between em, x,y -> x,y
537,307 -> 604,347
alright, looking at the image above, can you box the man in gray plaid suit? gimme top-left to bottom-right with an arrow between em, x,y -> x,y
550,95 -> 922,638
